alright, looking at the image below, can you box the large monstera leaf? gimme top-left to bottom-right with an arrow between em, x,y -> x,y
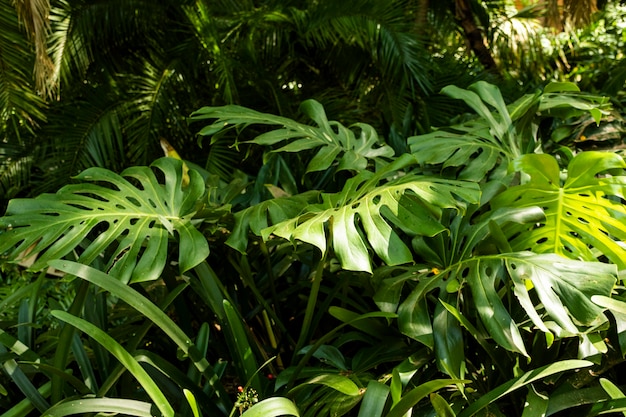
492,151 -> 626,268
262,154 -> 481,273
409,82 -> 519,181
408,82 -> 609,181
0,158 -> 209,283
190,99 -> 394,173
373,252 -> 617,361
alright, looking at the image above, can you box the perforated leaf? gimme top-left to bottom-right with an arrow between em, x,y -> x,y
507,252 -> 616,334
226,191 -> 320,253
492,152 -> 626,268
0,158 -> 209,283
263,155 -> 481,273
190,99 -> 394,173
408,82 -> 609,181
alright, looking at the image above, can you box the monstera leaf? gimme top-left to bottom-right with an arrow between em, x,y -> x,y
492,151 -> 626,268
262,154 -> 481,273
190,99 -> 394,173
0,158 -> 209,283
226,190 -> 320,253
373,252 -> 617,359
408,82 -> 522,181
408,82 -> 609,181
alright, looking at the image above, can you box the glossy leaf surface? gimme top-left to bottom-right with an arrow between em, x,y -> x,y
0,158 -> 209,283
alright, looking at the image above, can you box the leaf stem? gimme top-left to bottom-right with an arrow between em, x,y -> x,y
293,251 -> 326,361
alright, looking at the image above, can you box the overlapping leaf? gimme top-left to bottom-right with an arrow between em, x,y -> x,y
408,81 -> 521,181
226,191 -> 320,253
263,154 -> 481,273
190,99 -> 394,173
492,151 -> 626,268
506,253 -> 616,335
0,158 -> 209,283
408,81 -> 610,181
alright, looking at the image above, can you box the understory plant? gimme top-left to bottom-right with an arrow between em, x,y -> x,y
1,81 -> 626,417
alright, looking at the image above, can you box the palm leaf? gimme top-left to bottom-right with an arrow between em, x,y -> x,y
0,0 -> 46,128
0,158 -> 208,283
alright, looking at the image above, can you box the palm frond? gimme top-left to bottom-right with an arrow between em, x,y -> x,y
0,0 -> 47,130
0,141 -> 34,207
12,0 -> 55,96
34,90 -> 127,194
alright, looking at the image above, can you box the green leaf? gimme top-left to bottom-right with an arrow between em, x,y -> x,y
543,82 -> 581,93
433,299 -> 465,379
42,398 -> 155,417
409,129 -> 506,181
48,261 -> 223,388
494,152 -> 626,269
190,100 -> 394,174
184,389 -> 202,417
240,397 -> 300,417
508,253 -> 614,335
265,155 -> 480,272
299,344 -> 347,371
0,346 -> 50,413
430,392 -> 457,417
227,191 -> 319,253
50,310 -> 175,417
396,275 -> 443,348
460,258 -> 528,356
457,360 -> 593,417
387,379 -> 468,417
223,300 -> 261,391
521,385 -> 549,417
357,381 -> 390,417
300,374 -> 361,396
0,158 -> 208,283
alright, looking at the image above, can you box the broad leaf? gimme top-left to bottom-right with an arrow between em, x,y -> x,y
0,158 -> 209,283
506,252 -> 615,335
190,99 -> 394,173
408,82 -> 610,181
263,154 -> 481,273
457,360 -> 593,417
457,257 -> 528,356
226,191 -> 320,253
493,152 -> 626,268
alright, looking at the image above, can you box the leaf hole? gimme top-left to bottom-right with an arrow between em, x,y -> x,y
372,195 -> 381,205
67,203 -> 94,211
536,237 -> 548,244
460,267 -> 470,278
126,196 -> 142,207
577,217 -> 589,224
130,218 -> 139,226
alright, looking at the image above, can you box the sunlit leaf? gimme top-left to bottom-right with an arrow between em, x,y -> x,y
493,152 -> 626,268
0,158 -> 208,283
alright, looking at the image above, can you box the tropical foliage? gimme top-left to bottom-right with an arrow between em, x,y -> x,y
4,0 -> 626,416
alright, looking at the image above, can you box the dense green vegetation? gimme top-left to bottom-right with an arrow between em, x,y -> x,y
2,1 -> 626,416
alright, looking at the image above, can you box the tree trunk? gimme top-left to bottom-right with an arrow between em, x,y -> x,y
415,0 -> 429,37
454,0 -> 499,74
